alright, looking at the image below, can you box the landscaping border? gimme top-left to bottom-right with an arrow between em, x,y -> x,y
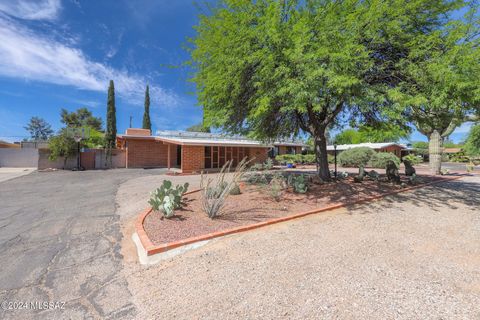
136,175 -> 466,256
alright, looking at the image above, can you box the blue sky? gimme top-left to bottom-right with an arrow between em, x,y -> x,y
0,0 -> 473,143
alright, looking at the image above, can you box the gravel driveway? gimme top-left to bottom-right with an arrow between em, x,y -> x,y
122,175 -> 480,319
1,170 -> 478,319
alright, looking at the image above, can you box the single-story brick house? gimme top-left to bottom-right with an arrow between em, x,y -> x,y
269,141 -> 306,158
117,129 -> 303,173
326,142 -> 406,157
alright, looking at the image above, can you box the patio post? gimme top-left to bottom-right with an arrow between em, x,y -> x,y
167,144 -> 171,170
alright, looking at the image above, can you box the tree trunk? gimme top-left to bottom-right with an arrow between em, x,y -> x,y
313,131 -> 331,181
429,130 -> 442,175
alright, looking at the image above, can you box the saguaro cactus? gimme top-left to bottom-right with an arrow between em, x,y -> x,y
429,130 -> 442,175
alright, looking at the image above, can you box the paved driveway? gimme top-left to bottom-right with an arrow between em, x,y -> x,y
0,167 -> 35,183
0,169 -> 167,319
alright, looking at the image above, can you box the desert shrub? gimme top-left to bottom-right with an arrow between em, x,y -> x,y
327,154 -> 334,164
229,183 -> 241,195
264,158 -> 274,170
275,154 -> 295,163
276,154 -> 316,164
287,174 -> 308,193
402,154 -> 422,165
268,175 -> 286,201
449,150 -> 469,163
369,152 -> 400,168
250,163 -> 265,171
303,154 -> 316,164
148,180 -> 189,218
338,147 -> 375,168
466,162 -> 475,172
245,172 -> 268,185
200,158 -> 249,219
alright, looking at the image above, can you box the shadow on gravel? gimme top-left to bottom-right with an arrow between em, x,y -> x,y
347,176 -> 480,214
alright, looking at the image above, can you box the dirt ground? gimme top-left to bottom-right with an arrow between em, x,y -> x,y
143,175 -> 443,245
119,175 -> 480,319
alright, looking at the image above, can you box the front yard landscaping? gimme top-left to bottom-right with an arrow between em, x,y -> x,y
141,169 -> 453,247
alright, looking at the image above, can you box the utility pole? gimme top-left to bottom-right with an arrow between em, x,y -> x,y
129,116 -> 133,128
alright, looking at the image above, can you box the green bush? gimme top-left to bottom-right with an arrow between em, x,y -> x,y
402,154 -> 422,165
369,152 -> 400,168
275,154 -> 295,163
338,147 -> 375,168
276,153 -> 316,164
327,154 -> 334,164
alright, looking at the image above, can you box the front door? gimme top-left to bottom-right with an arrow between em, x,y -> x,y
176,145 -> 182,166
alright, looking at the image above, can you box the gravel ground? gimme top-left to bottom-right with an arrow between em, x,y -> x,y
121,175 -> 480,319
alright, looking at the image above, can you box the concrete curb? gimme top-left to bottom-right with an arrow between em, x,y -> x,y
135,175 -> 465,259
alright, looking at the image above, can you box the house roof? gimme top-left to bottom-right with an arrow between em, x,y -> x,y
443,147 -> 462,153
326,142 -> 406,151
0,140 -> 20,148
118,130 -> 306,148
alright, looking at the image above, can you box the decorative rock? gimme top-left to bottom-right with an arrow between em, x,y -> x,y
386,160 -> 401,184
404,160 -> 416,176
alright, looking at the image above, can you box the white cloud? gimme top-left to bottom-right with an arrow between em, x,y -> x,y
0,15 -> 178,107
0,0 -> 61,21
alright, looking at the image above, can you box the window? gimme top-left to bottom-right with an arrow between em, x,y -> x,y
204,146 -> 211,169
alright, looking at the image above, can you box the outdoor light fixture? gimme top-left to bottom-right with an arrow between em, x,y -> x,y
334,142 -> 338,178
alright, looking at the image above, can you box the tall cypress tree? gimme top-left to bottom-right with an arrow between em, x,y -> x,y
105,80 -> 117,149
142,85 -> 151,131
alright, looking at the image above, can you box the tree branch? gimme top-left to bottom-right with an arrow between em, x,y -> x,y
441,120 -> 459,138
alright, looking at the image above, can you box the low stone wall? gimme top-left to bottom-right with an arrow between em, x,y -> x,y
0,148 -> 39,167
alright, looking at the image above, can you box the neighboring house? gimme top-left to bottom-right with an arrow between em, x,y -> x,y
326,142 -> 406,157
0,140 -> 20,148
443,147 -> 462,155
116,129 -> 272,173
21,141 -> 49,149
269,141 -> 306,158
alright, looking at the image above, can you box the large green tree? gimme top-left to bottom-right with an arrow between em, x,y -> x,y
334,124 -> 409,144
186,123 -> 211,133
48,129 -> 77,168
191,0 -> 378,180
464,124 -> 480,156
60,108 -> 103,131
105,80 -> 117,149
375,0 -> 480,174
24,116 -> 53,141
142,85 -> 152,131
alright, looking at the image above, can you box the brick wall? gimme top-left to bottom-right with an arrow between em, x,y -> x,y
247,147 -> 268,164
125,128 -> 151,136
126,139 -> 168,168
380,145 -> 403,157
181,145 -> 204,173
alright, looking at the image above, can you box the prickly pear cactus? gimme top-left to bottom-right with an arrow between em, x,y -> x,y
163,195 -> 175,218
292,175 -> 308,193
148,180 -> 190,218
